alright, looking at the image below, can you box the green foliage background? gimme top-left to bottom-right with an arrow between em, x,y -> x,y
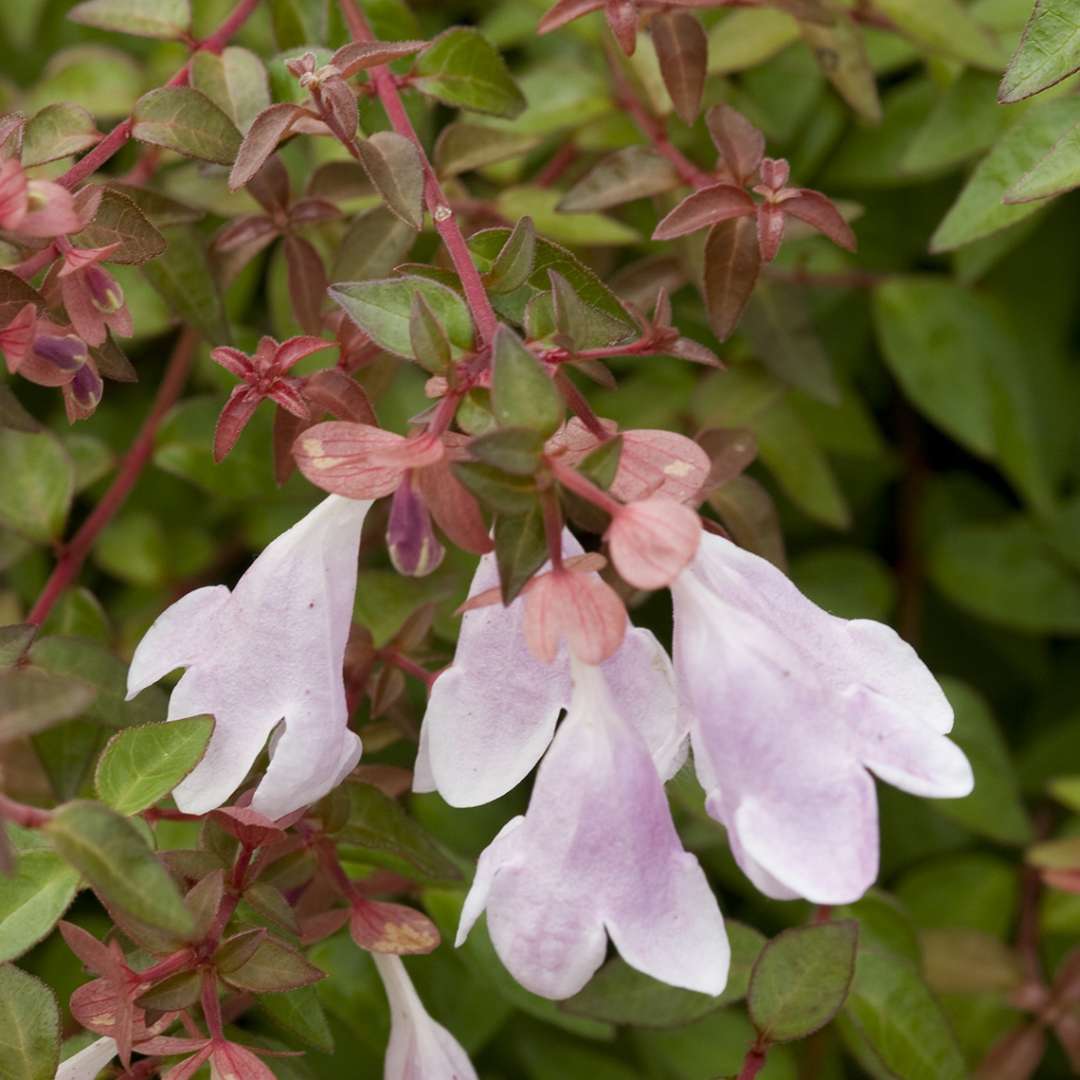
2,0 -> 1080,1077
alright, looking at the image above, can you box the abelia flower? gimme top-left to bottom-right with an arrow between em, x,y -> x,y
374,954 -> 477,1079
0,157 -> 80,237
671,532 -> 975,905
126,495 -> 371,819
57,244 -> 132,346
62,357 -> 103,423
414,535 -> 687,807
211,335 -> 334,461
55,1037 -> 118,1080
457,655 -> 729,1000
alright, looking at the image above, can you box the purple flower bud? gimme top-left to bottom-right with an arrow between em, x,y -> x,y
387,475 -> 444,578
84,265 -> 125,315
33,332 -> 88,374
69,361 -> 103,411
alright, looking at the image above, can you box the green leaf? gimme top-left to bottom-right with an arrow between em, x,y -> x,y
330,207 -> 418,283
20,104 -> 99,167
493,504 -> 547,603
0,429 -> 73,543
492,327 -> 563,436
356,131 -> 425,230
45,800 -> 195,940
409,293 -> 452,373
414,27 -> 526,119
931,678 -> 1031,845
338,782 -> 462,884
0,852 -> 79,963
330,277 -> 474,358
95,716 -> 214,816
558,146 -> 681,213
872,0 -> 1006,70
708,9 -> 800,75
929,516 -> 1080,634
0,669 -> 97,741
470,428 -> 545,476
0,626 -> 34,668
1005,119 -> 1080,203
839,948 -> 966,1080
68,0 -> 191,39
132,86 -> 241,165
0,965 -> 59,1080
496,186 -> 640,247
141,225 -> 230,343
874,279 -> 1055,514
221,935 -> 324,993
433,122 -> 541,177
0,386 -> 39,434
189,47 -> 270,133
931,96 -> 1080,251
748,921 -> 858,1043
999,0 -> 1080,102
485,216 -> 536,294
799,6 -> 881,124
454,461 -> 538,516
562,920 -> 764,1028
255,985 -> 334,1053
791,547 -> 896,622
73,187 -> 166,265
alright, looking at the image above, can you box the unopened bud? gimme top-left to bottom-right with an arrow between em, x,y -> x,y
34,332 -> 88,373
85,265 -> 125,315
606,497 -> 702,590
387,475 -> 445,578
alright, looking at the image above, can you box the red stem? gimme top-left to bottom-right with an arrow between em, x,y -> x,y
0,792 -> 52,828
553,369 -> 608,440
27,328 -> 198,626
57,0 -> 262,191
737,1047 -> 768,1080
337,0 -> 499,347
549,455 -> 622,517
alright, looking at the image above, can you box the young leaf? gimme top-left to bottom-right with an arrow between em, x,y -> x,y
0,429 -> 74,544
132,87 -> 241,165
95,716 -> 214,816
330,277 -> 474,358
747,921 -> 858,1042
68,0 -> 191,39
0,853 -> 80,964
999,0 -> 1080,103
21,104 -> 100,167
491,326 -> 564,436
494,504 -> 548,604
45,801 -> 195,940
0,964 -> 60,1080
839,948 -> 966,1080
230,103 -> 301,189
485,216 -> 536,294
703,216 -> 760,342
558,146 -> 680,213
651,11 -> 708,126
356,131 -> 425,230
414,27 -> 526,119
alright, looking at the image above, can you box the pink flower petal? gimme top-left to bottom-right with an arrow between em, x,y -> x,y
20,180 -> 80,237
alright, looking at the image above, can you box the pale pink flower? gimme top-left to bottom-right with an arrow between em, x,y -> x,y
606,496 -> 701,589
126,496 -> 371,819
373,954 -> 477,1080
672,532 -> 974,905
456,656 -> 729,1000
55,1037 -> 117,1080
414,534 -> 687,807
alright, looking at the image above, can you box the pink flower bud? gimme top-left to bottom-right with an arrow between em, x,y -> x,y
387,474 -> 445,578
63,359 -> 103,422
85,264 -> 125,314
523,567 -> 627,665
606,497 -> 701,590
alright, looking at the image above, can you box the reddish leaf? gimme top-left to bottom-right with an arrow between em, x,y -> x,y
757,203 -> 786,262
212,806 -> 285,847
330,40 -> 428,77
975,1023 -> 1046,1080
230,103 -> 302,190
538,0 -> 604,35
652,184 -> 755,240
356,131 -> 425,230
299,907 -> 351,946
214,385 -> 260,462
212,1043 -> 277,1080
651,11 -> 708,126
782,190 -> 857,251
349,898 -> 441,955
706,104 -> 765,184
246,153 -> 291,215
284,234 -> 327,335
703,216 -> 760,341
304,367 -> 378,424
161,1044 -> 214,1080
605,0 -> 638,55
414,454 -> 494,554
59,921 -> 126,980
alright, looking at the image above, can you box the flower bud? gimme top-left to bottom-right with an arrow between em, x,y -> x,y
84,265 -> 125,315
64,360 -> 103,421
606,497 -> 702,590
387,474 -> 445,578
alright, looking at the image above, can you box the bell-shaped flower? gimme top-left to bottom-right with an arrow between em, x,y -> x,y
415,534 -> 687,808
373,954 -> 477,1080
126,495 -> 371,819
672,532 -> 974,905
457,656 -> 729,1000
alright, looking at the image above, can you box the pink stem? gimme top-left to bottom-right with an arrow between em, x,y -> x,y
737,1047 -> 768,1080
337,0 -> 499,348
0,792 -> 52,828
549,455 -> 622,517
27,329 -> 198,626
